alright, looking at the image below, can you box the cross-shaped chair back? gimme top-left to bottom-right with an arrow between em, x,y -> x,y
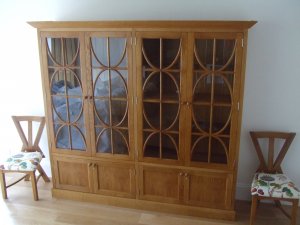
250,131 -> 296,174
12,116 -> 46,158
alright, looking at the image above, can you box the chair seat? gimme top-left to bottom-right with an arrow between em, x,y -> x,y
251,173 -> 300,199
0,152 -> 42,171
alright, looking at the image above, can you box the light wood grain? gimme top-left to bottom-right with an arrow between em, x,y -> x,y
0,178 -> 299,225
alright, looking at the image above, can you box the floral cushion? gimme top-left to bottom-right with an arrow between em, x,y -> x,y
251,173 -> 300,199
0,152 -> 42,171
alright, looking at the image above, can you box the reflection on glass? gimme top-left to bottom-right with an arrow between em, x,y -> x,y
94,99 -> 110,125
68,97 -> 82,123
112,130 -> 128,155
47,38 -> 79,66
91,35 -> 129,156
52,96 -> 67,122
111,70 -> 127,98
70,126 -> 85,150
56,125 -> 70,149
111,100 -> 127,126
91,37 -> 127,67
97,129 -> 111,153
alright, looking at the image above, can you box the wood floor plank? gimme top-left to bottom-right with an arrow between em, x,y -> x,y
0,178 -> 299,225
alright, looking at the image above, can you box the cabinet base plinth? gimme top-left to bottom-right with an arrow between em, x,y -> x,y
52,188 -> 236,221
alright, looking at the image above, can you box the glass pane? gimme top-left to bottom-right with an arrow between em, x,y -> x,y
144,132 -> 160,158
191,136 -> 209,162
113,129 -> 128,155
211,137 -> 228,164
94,99 -> 110,125
192,105 -> 211,132
212,106 -> 231,134
64,38 -> 79,66
143,102 -> 160,129
56,125 -> 70,149
162,72 -> 179,101
143,72 -> 160,100
193,74 -> 212,102
142,39 -> 160,68
214,73 -> 233,104
161,134 -> 178,160
194,39 -> 213,69
52,96 -> 67,122
91,37 -> 108,67
70,126 -> 85,150
94,70 -> 109,97
109,38 -> 127,67
47,38 -> 63,65
68,97 -> 83,123
111,70 -> 127,98
162,103 -> 179,130
97,129 -> 111,153
162,39 -> 180,68
111,100 -> 127,126
47,38 -> 79,66
215,39 -> 235,71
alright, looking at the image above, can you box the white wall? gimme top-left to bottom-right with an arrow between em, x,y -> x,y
0,0 -> 299,201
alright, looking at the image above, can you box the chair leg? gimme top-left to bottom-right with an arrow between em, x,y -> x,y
290,199 -> 299,225
36,164 -> 50,182
250,195 -> 258,225
30,171 -> 38,201
0,172 -> 8,199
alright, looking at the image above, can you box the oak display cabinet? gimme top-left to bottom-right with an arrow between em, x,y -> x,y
30,20 -> 256,220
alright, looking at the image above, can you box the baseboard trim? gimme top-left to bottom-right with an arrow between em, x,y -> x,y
52,188 -> 236,220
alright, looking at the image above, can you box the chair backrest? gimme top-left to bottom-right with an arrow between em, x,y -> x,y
12,116 -> 46,157
250,131 -> 296,174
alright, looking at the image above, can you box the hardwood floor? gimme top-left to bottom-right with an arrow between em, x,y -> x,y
0,177 -> 299,225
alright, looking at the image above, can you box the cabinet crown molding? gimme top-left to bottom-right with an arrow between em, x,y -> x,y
28,20 -> 257,31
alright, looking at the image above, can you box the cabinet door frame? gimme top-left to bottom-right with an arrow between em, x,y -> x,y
85,31 -> 134,161
40,31 -> 92,157
52,155 -> 93,193
184,32 -> 244,170
183,169 -> 233,209
138,164 -> 184,204
92,160 -> 136,198
135,31 -> 188,166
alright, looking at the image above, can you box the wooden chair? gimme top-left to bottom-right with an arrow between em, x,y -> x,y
0,116 -> 50,200
249,131 -> 299,225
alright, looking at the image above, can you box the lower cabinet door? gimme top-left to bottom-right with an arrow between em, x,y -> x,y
52,156 -> 93,193
138,165 -> 183,204
93,161 -> 136,198
184,170 -> 233,209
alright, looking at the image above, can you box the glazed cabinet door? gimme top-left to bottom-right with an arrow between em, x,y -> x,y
138,165 -> 183,204
186,33 -> 244,168
136,32 -> 188,165
52,155 -> 93,192
41,32 -> 92,156
183,170 -> 233,209
85,32 -> 134,160
92,161 -> 136,198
